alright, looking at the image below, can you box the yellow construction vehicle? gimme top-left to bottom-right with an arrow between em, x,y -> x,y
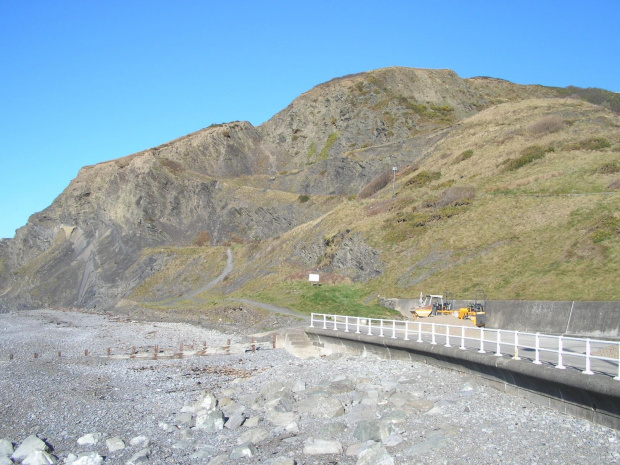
458,290 -> 487,327
412,291 -> 457,318
411,293 -> 443,318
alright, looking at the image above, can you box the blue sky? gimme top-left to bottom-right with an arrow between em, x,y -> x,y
1,1 -> 619,239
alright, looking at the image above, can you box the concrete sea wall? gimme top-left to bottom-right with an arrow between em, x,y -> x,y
381,297 -> 620,339
306,327 -> 620,430
486,301 -> 620,338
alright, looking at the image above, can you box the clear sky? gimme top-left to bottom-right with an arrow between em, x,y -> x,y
1,1 -> 618,239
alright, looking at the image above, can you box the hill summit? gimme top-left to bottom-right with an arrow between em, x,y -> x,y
0,67 -> 618,314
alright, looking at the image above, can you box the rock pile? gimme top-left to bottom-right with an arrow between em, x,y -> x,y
6,351 -> 620,464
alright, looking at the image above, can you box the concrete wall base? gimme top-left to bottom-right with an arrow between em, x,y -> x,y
306,327 -> 620,430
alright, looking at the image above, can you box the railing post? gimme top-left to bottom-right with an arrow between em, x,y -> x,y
513,331 -> 521,360
494,330 -> 502,357
322,314 -> 327,330
379,319 -> 384,338
583,339 -> 594,375
431,324 -> 437,345
556,336 -> 566,369
391,320 -> 397,339
404,321 -> 409,341
444,326 -> 451,347
356,317 -> 361,334
460,326 -> 466,350
417,322 -> 423,343
333,315 -> 338,331
478,327 -> 486,353
367,319 -> 373,336
615,342 -> 620,381
344,316 -> 349,332
533,333 -> 542,364
310,313 -> 315,327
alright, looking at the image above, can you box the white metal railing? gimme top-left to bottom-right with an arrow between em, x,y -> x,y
309,313 -> 620,380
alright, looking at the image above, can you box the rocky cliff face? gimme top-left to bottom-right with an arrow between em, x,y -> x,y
0,122 -> 326,310
259,67 -> 488,171
1,66 -> 607,311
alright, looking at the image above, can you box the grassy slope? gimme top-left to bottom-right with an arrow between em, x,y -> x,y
131,246 -> 229,304
127,98 -> 620,317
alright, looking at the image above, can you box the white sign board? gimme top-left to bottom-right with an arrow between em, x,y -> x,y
309,274 -> 320,283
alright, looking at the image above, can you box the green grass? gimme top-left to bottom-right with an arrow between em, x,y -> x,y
307,141 -> 317,163
247,281 -> 399,318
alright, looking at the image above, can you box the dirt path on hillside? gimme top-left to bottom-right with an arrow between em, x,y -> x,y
164,248 -> 234,306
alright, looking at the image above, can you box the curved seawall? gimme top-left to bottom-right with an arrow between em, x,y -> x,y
306,326 -> 620,430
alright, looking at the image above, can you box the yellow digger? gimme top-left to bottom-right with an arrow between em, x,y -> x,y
411,291 -> 456,318
411,293 -> 444,318
458,290 -> 487,327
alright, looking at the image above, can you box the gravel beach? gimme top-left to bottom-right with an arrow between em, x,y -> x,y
1,309 -> 619,464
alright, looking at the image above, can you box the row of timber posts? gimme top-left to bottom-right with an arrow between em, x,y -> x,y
5,333 -> 279,360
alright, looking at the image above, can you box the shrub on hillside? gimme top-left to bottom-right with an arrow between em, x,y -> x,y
597,162 -> 620,174
557,86 -> 620,113
435,179 -> 456,190
405,171 -> 441,188
435,186 -> 476,208
502,145 -> 554,172
609,178 -> 620,190
528,116 -> 563,135
566,137 -> 612,151
590,214 -> 620,243
298,194 -> 310,203
194,231 -> 211,247
452,149 -> 474,165
358,170 -> 392,199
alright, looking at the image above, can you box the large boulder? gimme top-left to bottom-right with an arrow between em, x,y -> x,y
11,436 -> 50,462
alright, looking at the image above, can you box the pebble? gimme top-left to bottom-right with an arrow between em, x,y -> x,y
1,309 -> 619,464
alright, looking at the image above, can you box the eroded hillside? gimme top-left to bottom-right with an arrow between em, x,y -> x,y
0,67 -> 618,314
131,99 -> 620,315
